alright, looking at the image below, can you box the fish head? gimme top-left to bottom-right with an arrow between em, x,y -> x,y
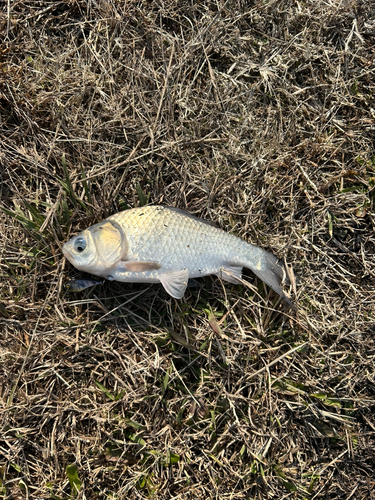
63,220 -> 127,274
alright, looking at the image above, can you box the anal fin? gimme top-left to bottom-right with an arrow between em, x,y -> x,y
217,265 -> 243,284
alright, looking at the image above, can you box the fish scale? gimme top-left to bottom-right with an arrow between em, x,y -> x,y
108,206 -> 243,276
63,205 -> 295,307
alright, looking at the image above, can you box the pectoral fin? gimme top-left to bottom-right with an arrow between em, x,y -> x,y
217,265 -> 243,284
119,261 -> 161,272
159,269 -> 189,299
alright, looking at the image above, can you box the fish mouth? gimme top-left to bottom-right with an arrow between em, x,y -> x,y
62,243 -> 73,262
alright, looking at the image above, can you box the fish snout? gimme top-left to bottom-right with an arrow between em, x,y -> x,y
62,242 -> 73,263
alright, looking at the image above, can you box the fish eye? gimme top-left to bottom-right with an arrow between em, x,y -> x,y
74,237 -> 86,253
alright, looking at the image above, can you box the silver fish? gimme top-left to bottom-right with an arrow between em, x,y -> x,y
62,206 -> 294,306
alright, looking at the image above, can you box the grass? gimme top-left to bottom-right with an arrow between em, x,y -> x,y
1,1 -> 375,499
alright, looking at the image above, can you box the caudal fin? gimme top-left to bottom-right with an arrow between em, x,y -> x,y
249,250 -> 296,310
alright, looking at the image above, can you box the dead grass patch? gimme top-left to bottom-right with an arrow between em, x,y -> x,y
1,1 -> 375,498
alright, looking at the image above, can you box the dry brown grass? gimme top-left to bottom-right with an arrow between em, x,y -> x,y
1,1 -> 375,499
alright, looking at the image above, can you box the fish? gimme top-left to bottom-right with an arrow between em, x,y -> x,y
66,279 -> 103,292
62,206 -> 295,307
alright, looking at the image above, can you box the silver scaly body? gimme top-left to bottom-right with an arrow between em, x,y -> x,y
63,206 -> 294,306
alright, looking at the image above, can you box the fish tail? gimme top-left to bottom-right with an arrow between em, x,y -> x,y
245,246 -> 296,310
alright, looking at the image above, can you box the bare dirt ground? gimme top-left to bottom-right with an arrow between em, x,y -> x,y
1,1 -> 375,499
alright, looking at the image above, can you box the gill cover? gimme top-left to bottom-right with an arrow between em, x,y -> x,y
88,220 -> 127,270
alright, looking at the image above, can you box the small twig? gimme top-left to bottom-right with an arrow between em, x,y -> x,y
247,342 -> 309,381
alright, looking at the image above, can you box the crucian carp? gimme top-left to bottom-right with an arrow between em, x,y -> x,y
63,206 -> 295,307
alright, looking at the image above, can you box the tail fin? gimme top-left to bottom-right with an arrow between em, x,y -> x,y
249,250 -> 296,310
